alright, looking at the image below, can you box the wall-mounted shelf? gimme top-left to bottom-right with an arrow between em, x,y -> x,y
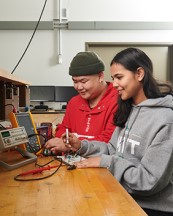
0,68 -> 31,120
0,68 -> 30,85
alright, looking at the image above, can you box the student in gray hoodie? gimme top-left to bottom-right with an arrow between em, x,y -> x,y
46,48 -> 173,216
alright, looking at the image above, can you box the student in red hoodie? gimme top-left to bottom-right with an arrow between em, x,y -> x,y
45,51 -> 118,153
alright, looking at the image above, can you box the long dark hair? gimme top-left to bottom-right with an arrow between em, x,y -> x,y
111,47 -> 173,128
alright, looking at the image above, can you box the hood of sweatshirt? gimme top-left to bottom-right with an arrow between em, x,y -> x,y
136,95 -> 173,109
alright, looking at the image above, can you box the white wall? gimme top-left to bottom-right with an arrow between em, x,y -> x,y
0,0 -> 173,86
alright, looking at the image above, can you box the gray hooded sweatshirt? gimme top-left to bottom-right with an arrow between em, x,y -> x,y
77,95 -> 173,213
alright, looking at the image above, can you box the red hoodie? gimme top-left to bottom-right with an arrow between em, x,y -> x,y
55,82 -> 118,143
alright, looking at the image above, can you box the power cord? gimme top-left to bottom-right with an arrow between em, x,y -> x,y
11,0 -> 48,74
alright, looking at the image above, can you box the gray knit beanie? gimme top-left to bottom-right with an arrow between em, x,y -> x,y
69,51 -> 105,76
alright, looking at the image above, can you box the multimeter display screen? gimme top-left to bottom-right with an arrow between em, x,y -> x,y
16,114 -> 35,136
1,131 -> 10,138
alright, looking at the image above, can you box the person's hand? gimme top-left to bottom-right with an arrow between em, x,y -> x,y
74,157 -> 101,169
44,137 -> 68,153
61,132 -> 81,151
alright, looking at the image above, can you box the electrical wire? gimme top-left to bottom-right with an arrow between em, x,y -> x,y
14,156 -> 76,181
1,103 -> 17,113
14,158 -> 62,181
0,124 -> 6,130
11,0 -> 48,74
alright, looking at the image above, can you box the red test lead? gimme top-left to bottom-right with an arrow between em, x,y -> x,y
18,165 -> 58,176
